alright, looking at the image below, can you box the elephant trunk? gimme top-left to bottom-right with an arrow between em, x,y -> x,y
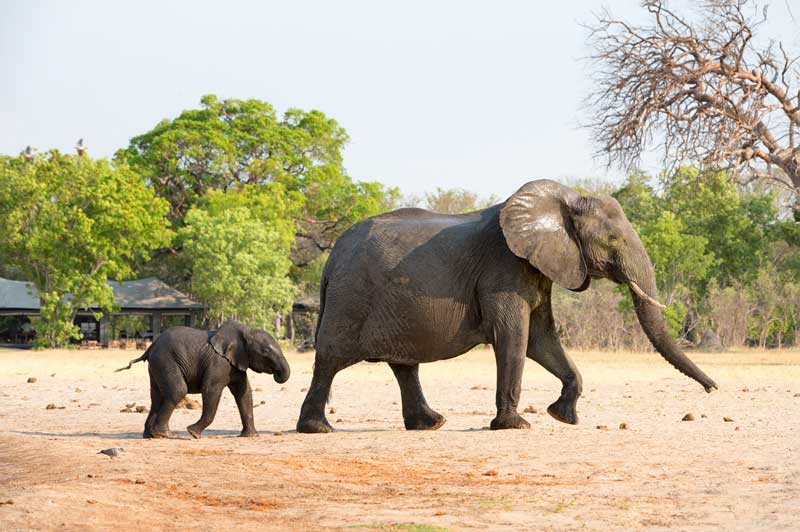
271,353 -> 291,384
624,258 -> 717,393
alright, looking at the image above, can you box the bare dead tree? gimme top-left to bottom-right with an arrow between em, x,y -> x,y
586,0 -> 800,213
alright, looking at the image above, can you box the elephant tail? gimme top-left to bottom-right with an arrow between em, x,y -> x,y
114,344 -> 152,372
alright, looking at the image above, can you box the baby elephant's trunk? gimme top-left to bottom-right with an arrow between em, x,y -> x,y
271,354 -> 291,384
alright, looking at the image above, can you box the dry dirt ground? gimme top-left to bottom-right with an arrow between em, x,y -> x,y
0,346 -> 798,531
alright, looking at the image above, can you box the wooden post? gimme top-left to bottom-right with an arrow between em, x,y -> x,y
151,311 -> 162,340
288,312 -> 295,344
99,315 -> 110,348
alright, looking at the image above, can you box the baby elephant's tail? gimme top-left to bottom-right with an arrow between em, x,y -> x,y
115,345 -> 152,372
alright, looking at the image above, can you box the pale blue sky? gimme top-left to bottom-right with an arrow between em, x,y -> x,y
1,1 -> 797,199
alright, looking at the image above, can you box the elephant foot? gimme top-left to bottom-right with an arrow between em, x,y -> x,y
403,407 -> 446,431
490,411 -> 531,430
142,430 -> 155,439
297,416 -> 334,434
186,424 -> 204,439
547,398 -> 579,425
149,429 -> 174,439
239,429 -> 259,438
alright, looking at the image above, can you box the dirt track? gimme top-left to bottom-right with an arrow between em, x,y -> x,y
1,346 -> 798,531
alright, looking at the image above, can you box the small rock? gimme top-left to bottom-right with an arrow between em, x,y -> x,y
280,386 -> 286,391
794,393 -> 800,397
741,387 -> 749,392
74,388 -> 82,393
619,423 -> 629,430
176,397 -> 201,410
682,413 -> 695,421
336,418 -> 343,423
97,447 -> 124,458
125,402 -> 136,409
134,479 -> 145,485
596,425 -> 608,430
735,426 -> 740,431
26,377 -> 37,383
255,387 -> 263,392
723,416 -> 734,422
88,403 -> 100,407
50,373 -> 56,377
300,387 -> 308,393
87,499 -> 98,504
701,414 -> 707,418
273,432 -> 284,436
0,500 -> 13,505
46,403 -> 65,410
483,470 -> 499,476
134,405 -> 148,413
523,405 -> 538,414
329,407 -> 337,414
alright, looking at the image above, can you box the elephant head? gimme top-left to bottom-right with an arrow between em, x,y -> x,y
499,179 -> 717,392
211,321 -> 291,383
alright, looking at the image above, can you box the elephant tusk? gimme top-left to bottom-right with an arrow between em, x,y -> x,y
629,281 -> 667,309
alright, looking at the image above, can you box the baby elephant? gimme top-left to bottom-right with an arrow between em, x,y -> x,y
117,321 -> 290,439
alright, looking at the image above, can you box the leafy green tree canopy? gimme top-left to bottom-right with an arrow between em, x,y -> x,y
179,186 -> 297,330
117,95 -> 398,268
0,152 -> 172,347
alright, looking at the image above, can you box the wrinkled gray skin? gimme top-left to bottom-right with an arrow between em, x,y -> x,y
297,180 -> 717,433
117,321 -> 290,439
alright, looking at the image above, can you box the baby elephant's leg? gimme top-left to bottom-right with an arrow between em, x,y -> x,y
229,375 -> 258,437
151,375 -> 187,438
143,375 -> 162,438
186,386 -> 223,439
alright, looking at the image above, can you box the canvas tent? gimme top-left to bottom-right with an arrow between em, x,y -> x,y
0,277 -> 203,346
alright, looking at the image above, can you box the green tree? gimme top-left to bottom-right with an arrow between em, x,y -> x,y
0,152 -> 172,347
118,94 -> 399,275
422,187 -> 498,214
664,167 -> 775,284
179,186 -> 297,331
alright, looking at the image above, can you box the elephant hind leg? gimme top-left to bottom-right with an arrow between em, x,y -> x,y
389,363 -> 445,430
143,375 -> 162,438
297,354 -> 356,434
150,378 -> 187,438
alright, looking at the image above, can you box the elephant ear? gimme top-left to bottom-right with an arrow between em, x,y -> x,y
499,180 -> 588,291
210,321 -> 250,372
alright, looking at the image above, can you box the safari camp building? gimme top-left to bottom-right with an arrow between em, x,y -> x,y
0,277 -> 203,346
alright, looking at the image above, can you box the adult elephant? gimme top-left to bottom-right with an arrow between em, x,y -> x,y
297,180 -> 717,433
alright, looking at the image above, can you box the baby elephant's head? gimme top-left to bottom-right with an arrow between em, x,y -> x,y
211,321 -> 291,383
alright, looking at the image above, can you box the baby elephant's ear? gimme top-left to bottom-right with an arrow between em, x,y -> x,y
210,321 -> 249,371
499,180 -> 588,291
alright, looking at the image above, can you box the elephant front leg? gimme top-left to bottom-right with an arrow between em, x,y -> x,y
390,363 -> 446,430
187,387 -> 223,439
489,310 -> 531,430
229,376 -> 258,437
528,301 -> 583,425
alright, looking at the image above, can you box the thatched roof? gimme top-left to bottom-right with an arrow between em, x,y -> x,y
0,277 -> 203,314
293,293 -> 321,313
0,278 -> 38,312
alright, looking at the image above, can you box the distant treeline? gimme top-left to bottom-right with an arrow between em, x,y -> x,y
1,95 -> 798,349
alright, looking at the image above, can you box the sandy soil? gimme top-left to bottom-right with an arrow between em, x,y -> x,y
0,346 -> 798,531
